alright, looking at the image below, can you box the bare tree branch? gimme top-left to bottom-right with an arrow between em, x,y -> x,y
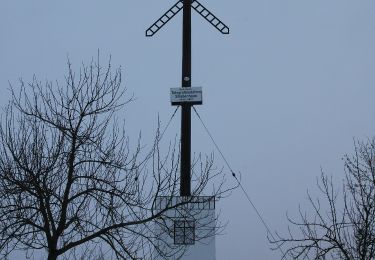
0,57 -> 233,260
270,139 -> 375,260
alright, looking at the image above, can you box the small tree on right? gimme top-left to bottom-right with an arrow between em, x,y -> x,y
271,139 -> 375,260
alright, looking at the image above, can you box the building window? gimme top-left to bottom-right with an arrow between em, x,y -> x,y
174,220 -> 195,245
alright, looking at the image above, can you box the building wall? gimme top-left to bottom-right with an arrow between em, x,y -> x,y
153,196 -> 216,260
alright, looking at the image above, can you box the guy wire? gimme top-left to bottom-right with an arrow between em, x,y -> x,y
192,106 -> 286,258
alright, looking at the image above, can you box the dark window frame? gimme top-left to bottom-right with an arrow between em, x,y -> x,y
174,220 -> 196,245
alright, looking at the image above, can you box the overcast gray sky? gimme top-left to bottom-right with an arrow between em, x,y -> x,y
1,0 -> 375,259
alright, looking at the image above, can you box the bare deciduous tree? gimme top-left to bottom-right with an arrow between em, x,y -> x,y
0,58 -> 230,260
270,139 -> 375,260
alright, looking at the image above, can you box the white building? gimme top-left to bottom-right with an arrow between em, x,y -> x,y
153,196 -> 216,260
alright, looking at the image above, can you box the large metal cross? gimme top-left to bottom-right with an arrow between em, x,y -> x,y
146,0 -> 229,196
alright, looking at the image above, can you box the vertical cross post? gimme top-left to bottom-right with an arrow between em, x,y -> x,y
180,0 -> 192,196
146,0 -> 229,197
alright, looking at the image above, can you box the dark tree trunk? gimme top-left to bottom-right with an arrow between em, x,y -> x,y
47,244 -> 58,260
48,251 -> 58,260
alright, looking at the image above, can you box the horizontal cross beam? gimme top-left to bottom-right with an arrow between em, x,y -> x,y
145,0 -> 229,37
146,1 -> 183,37
192,0 -> 229,34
